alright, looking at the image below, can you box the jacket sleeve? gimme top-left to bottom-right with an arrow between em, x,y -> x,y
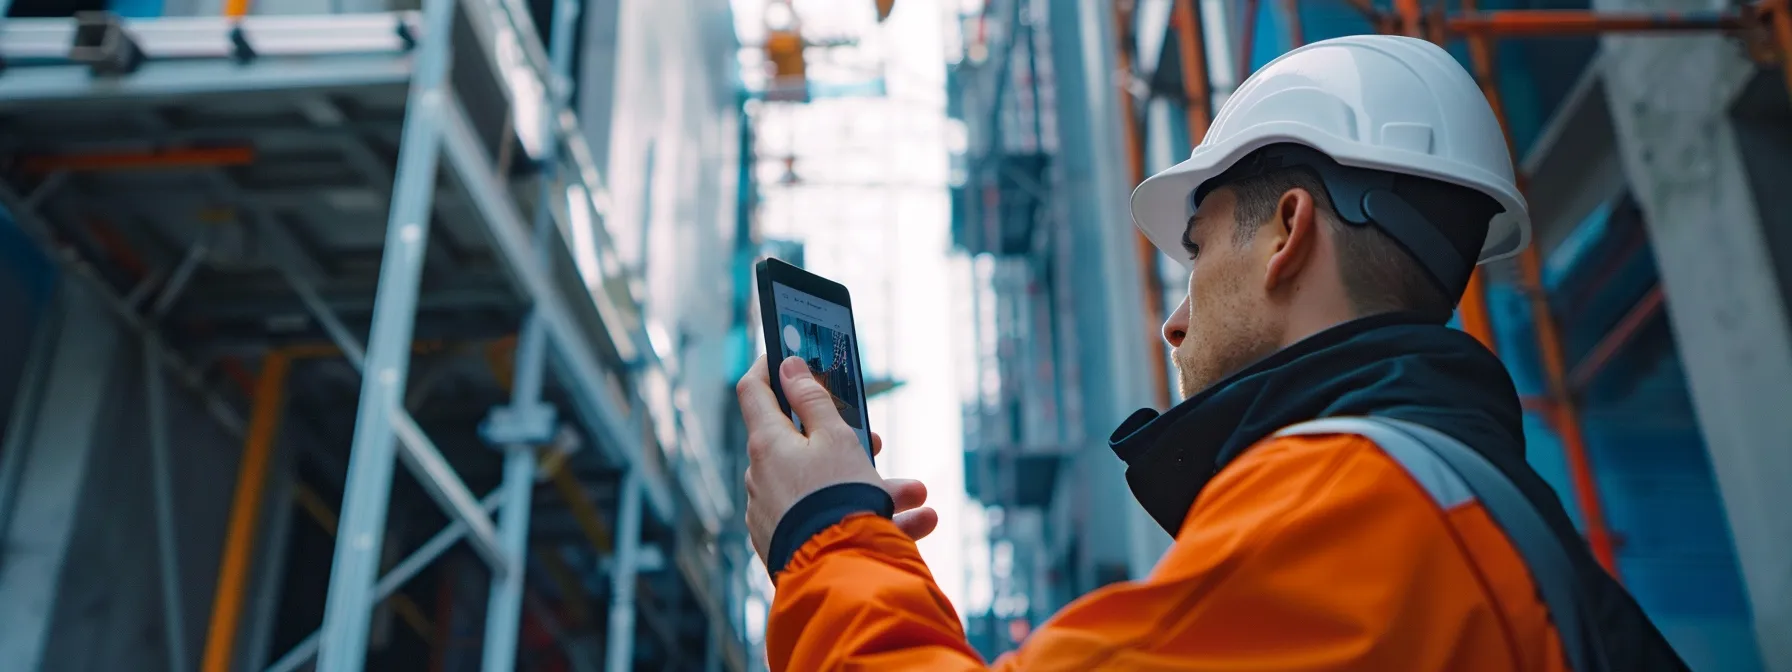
766,434 -> 1508,671
765,512 -> 989,671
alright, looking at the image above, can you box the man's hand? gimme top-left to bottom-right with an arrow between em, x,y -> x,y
737,356 -> 938,565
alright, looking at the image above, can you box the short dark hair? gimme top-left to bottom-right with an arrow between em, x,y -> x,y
1227,166 -> 1456,322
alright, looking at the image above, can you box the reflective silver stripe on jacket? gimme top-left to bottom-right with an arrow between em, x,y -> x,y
1274,416 -> 1608,672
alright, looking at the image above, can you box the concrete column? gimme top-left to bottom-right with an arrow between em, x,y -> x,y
1047,0 -> 1171,588
1597,24 -> 1792,671
0,283 -> 125,671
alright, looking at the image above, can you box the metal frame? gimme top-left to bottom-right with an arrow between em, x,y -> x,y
0,12 -> 418,62
1,0 -> 744,668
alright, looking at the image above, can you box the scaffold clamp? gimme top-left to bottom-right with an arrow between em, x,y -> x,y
70,12 -> 144,77
395,19 -> 418,51
228,25 -> 256,63
479,402 -> 560,447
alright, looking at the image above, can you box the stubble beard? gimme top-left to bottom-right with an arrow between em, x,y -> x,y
1172,320 -> 1274,401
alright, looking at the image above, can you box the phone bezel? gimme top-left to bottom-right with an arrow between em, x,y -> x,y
753,257 -> 873,459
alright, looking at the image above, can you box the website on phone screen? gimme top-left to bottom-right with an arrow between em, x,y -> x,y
771,282 -> 871,451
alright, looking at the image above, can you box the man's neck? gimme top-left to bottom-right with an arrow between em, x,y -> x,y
1278,307 -> 1363,351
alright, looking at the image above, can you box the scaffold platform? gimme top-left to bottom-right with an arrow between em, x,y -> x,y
0,2 -> 745,671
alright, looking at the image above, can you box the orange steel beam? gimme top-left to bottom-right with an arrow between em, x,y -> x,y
1425,0 -> 1450,45
199,337 -> 486,671
1455,0 -> 1621,575
200,351 -> 292,672
1238,0 -> 1261,82
225,0 -> 251,18
1172,0 -> 1214,141
1447,9 -> 1749,36
1284,0 -> 1307,46
1395,0 -> 1424,36
18,147 -> 255,174
1456,272 -> 1497,352
1114,0 -> 1174,409
1772,0 -> 1792,102
1517,246 -> 1620,573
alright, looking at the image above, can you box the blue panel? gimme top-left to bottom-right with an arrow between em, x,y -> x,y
0,207 -> 55,309
1520,410 -> 1578,525
109,0 -> 164,18
0,206 -> 58,467
1543,199 -> 1614,290
1493,196 -> 1761,667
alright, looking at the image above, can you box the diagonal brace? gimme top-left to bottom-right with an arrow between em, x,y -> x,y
389,406 -> 512,576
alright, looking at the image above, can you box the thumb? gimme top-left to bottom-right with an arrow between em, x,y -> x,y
779,356 -> 850,435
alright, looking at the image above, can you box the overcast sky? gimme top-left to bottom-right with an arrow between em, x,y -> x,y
733,0 -> 985,624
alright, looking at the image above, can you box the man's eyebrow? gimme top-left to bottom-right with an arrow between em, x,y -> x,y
1183,213 -> 1210,240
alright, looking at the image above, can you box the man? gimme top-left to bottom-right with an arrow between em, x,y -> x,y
735,35 -> 1686,671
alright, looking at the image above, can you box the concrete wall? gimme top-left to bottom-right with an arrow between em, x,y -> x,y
601,0 -> 741,463
0,278 -> 318,671
1597,14 -> 1792,671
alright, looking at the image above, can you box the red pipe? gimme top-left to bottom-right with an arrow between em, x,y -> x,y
19,146 -> 256,173
1173,0 -> 1214,141
1772,0 -> 1792,104
1114,1 -> 1174,410
1238,0 -> 1260,83
1457,271 -> 1498,353
1568,285 -> 1665,391
1447,9 -> 1748,36
1283,0 -> 1306,46
1457,0 -> 1622,575
1395,0 -> 1424,36
1525,244 -> 1622,574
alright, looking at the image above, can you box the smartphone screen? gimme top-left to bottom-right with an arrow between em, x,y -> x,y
768,281 -> 872,452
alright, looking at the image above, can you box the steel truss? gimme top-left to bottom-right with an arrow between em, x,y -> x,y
0,0 -> 742,670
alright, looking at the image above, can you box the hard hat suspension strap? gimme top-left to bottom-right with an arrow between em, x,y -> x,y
1190,143 -> 1500,300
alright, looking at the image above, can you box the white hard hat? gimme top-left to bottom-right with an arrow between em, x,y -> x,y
1130,34 -> 1529,293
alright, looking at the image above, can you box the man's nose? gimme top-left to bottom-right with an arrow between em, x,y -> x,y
1162,295 -> 1189,348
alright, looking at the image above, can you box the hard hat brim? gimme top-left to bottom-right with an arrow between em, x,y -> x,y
1130,125 -> 1531,272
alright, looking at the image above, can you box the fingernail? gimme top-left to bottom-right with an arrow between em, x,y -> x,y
780,356 -> 806,381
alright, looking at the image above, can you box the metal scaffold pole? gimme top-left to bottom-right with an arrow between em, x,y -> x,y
480,0 -> 582,665
606,468 -> 644,672
145,242 -> 208,672
1450,0 -> 1621,575
313,0 -> 460,664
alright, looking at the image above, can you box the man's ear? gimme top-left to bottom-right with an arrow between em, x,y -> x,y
1264,188 -> 1319,292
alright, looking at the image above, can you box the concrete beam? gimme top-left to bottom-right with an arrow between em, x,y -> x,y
0,283 -> 125,670
1597,24 -> 1792,672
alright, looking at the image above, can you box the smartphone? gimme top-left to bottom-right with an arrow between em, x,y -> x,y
755,257 -> 874,461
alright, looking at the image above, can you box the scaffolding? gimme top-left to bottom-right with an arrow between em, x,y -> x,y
0,0 -> 747,671
1118,0 -> 1792,577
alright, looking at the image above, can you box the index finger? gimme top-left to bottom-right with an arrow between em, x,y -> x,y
735,356 -> 794,431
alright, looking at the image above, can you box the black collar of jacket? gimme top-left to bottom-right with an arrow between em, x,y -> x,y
1108,311 -> 1527,535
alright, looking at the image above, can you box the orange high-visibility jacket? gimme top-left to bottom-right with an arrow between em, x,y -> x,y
766,431 -> 1569,671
